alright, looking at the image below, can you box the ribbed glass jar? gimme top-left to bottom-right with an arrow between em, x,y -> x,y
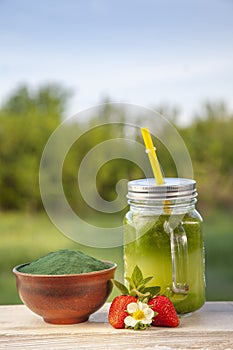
124,178 -> 205,314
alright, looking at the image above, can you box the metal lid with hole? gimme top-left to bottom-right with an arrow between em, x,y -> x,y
127,178 -> 197,201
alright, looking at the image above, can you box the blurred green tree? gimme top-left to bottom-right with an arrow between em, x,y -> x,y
0,85 -> 71,211
179,102 -> 233,214
0,88 -> 232,216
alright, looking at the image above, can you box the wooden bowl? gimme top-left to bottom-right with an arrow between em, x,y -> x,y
13,262 -> 117,324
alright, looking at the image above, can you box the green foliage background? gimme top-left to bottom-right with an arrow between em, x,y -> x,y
1,86 -> 232,215
0,85 -> 232,303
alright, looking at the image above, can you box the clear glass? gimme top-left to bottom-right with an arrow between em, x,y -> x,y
124,203 -> 205,314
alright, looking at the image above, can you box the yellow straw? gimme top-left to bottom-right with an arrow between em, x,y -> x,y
141,127 -> 164,185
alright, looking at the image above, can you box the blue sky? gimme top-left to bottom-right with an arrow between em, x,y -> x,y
0,0 -> 233,124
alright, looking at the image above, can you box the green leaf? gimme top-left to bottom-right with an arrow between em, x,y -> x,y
120,266 -> 161,300
125,276 -> 135,290
112,279 -> 129,295
143,286 -> 161,297
133,322 -> 149,330
137,276 -> 154,292
141,276 -> 154,286
136,283 -> 146,292
131,265 -> 143,287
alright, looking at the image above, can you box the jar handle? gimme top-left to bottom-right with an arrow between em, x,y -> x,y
164,221 -> 189,294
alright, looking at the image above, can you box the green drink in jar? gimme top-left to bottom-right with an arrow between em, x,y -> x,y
124,178 -> 205,314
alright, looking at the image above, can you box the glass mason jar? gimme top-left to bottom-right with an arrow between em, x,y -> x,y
124,178 -> 205,314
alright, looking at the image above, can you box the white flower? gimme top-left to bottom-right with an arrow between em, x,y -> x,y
124,301 -> 154,329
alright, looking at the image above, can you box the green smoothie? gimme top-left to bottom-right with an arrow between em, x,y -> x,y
124,210 -> 205,314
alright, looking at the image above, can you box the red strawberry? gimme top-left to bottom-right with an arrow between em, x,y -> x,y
148,295 -> 179,327
108,295 -> 137,329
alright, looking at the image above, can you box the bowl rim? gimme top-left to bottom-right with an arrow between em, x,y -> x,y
13,261 -> 117,277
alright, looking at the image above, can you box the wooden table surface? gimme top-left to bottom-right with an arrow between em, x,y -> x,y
0,302 -> 233,350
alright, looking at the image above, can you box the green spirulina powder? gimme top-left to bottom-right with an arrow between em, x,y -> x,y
18,249 -> 113,275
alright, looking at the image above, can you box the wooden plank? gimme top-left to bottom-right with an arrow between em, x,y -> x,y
0,302 -> 233,349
